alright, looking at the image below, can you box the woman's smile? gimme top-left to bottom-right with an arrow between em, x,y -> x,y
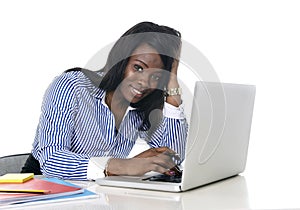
130,85 -> 144,98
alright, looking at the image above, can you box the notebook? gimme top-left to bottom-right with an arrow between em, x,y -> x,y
0,178 -> 98,208
96,81 -> 256,192
0,178 -> 83,205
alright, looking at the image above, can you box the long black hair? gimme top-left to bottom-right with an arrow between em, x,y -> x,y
99,21 -> 182,134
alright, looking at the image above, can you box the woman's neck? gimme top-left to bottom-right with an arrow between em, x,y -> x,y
105,91 -> 129,129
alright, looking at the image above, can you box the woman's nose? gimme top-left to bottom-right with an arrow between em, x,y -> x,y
137,72 -> 150,88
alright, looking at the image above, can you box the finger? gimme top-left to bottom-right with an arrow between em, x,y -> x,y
151,162 -> 180,176
151,147 -> 181,162
149,162 -> 171,175
153,147 -> 169,153
159,148 -> 181,161
148,155 -> 181,176
134,148 -> 162,158
154,147 -> 176,155
169,165 -> 182,175
152,154 -> 177,170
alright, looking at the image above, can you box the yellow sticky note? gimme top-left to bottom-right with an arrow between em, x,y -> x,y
0,173 -> 34,183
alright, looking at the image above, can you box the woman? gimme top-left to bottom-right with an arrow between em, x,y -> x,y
22,21 -> 188,180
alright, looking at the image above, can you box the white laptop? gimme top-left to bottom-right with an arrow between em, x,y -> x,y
96,81 -> 256,192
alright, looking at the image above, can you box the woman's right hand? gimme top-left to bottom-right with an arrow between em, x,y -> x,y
106,147 -> 180,176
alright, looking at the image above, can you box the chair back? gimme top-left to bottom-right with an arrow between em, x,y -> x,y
0,153 -> 30,175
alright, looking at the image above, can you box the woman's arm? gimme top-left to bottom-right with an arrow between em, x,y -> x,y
144,111 -> 188,163
146,58 -> 188,161
33,72 -> 90,180
105,147 -> 180,176
165,59 -> 182,107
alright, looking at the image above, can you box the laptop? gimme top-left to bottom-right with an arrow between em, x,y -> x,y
96,81 -> 256,192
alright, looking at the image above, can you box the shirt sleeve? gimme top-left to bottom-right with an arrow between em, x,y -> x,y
36,72 -> 91,180
142,102 -> 189,163
163,102 -> 186,119
87,157 -> 111,180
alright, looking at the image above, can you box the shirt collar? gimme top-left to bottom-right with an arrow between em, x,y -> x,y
100,91 -> 137,111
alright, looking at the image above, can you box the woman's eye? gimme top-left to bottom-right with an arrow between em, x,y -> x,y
134,64 -> 143,72
151,74 -> 161,81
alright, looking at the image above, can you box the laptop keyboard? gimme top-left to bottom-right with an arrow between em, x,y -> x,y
147,174 -> 182,183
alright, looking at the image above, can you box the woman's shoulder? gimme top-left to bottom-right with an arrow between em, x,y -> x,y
54,68 -> 79,84
54,67 -> 95,85
53,67 -> 82,79
48,68 -> 105,97
45,68 -> 84,94
62,67 -> 105,86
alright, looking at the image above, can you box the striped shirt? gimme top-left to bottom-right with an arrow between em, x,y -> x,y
31,70 -> 188,180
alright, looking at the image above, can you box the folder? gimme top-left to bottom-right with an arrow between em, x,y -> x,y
0,178 -> 83,205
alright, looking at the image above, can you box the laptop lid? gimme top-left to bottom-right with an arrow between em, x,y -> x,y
181,81 -> 255,191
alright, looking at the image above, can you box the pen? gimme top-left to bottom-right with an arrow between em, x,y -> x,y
0,189 -> 50,194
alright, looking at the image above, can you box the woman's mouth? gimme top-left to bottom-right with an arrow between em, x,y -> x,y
130,86 -> 144,98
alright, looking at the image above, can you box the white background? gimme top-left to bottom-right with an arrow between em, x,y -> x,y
1,0 -> 300,208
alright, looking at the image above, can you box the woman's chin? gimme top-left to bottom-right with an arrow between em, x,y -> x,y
130,97 -> 142,104
128,95 -> 146,105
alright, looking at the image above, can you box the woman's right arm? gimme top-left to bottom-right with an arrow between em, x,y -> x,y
34,72 -> 91,180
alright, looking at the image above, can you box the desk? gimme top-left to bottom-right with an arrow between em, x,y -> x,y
3,174 -> 300,210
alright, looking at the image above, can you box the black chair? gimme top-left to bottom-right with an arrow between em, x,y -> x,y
0,153 -> 31,176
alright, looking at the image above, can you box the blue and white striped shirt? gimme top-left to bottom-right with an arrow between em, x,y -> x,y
31,71 -> 188,180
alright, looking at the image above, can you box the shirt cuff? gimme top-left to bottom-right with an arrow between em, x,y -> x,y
87,157 -> 111,180
163,102 -> 185,119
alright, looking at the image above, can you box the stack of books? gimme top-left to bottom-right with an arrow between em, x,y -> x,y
0,173 -> 97,207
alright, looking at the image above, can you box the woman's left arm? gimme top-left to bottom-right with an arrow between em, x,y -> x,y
145,59 -> 188,162
145,105 -> 188,163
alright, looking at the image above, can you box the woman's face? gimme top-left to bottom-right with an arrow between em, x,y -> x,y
119,43 -> 164,104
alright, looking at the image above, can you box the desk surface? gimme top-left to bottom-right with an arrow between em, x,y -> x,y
2,173 -> 300,210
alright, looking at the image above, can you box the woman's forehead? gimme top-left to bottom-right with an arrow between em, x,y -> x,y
130,44 -> 164,68
131,43 -> 159,55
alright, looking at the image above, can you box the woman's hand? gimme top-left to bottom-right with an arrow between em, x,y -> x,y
133,146 -> 177,158
106,147 -> 180,176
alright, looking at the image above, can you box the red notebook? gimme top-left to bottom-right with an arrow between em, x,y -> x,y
0,178 -> 83,205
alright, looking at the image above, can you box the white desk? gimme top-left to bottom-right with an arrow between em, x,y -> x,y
3,173 -> 300,210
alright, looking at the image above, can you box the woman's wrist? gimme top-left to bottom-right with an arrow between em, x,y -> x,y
166,87 -> 182,96
104,158 -> 134,176
166,76 -> 182,107
104,158 -> 121,176
104,158 -> 148,176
